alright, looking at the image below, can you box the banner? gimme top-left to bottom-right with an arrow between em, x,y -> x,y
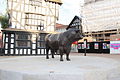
110,41 -> 120,54
94,43 -> 99,49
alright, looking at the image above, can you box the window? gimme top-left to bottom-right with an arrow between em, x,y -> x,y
17,34 -> 29,40
37,42 -> 46,48
37,33 -> 47,48
16,34 -> 31,47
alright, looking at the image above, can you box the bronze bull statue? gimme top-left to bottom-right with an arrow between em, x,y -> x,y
45,28 -> 83,61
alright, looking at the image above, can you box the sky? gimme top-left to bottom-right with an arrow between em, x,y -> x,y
57,0 -> 84,25
0,0 -> 7,15
0,0 -> 84,25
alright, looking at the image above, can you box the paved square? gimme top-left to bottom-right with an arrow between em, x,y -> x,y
0,54 -> 120,80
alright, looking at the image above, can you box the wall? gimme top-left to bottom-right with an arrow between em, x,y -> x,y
82,0 -> 120,32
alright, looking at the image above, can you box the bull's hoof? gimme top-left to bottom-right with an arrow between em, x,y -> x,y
60,59 -> 64,61
52,56 -> 54,58
67,59 -> 71,61
46,57 -> 49,59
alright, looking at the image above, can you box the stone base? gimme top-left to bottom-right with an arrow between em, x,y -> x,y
0,56 -> 120,80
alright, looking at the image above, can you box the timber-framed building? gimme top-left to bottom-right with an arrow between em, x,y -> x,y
1,0 -> 62,55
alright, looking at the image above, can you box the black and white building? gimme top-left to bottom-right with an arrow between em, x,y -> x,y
1,0 -> 62,56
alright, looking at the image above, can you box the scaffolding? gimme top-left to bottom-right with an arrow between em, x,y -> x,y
82,0 -> 120,42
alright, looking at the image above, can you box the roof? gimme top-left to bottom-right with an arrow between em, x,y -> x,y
56,23 -> 68,29
48,0 -> 62,5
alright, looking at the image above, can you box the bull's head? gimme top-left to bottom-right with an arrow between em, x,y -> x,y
66,28 -> 84,42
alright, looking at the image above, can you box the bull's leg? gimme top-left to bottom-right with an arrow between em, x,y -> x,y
66,49 -> 71,61
46,47 -> 50,59
51,49 -> 55,58
60,52 -> 63,61
66,53 -> 70,61
59,47 -> 64,61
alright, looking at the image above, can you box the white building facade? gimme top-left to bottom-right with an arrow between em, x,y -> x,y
82,0 -> 120,32
8,0 -> 62,31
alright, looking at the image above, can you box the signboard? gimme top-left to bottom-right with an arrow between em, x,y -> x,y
82,44 -> 84,49
77,44 -> 81,49
103,43 -> 110,49
110,41 -> 120,54
94,43 -> 99,49
87,44 -> 90,49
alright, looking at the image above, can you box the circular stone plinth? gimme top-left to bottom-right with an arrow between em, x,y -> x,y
0,56 -> 120,80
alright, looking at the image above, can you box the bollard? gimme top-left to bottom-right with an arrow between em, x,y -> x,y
84,39 -> 87,56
